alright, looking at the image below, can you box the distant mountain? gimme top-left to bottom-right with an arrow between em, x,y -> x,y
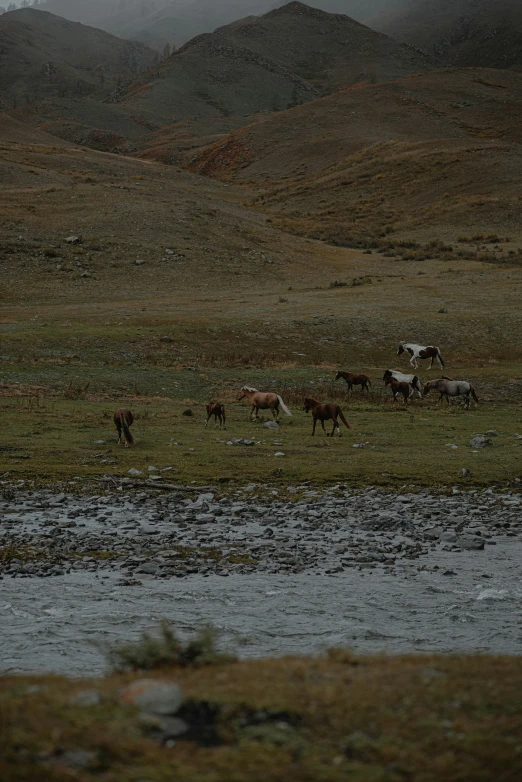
0,8 -> 157,109
372,0 -> 522,70
38,1 -> 407,51
119,1 -> 436,125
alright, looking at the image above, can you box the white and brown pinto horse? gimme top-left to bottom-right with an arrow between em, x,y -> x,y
397,343 -> 444,370
423,379 -> 479,409
237,386 -> 292,421
383,369 -> 422,398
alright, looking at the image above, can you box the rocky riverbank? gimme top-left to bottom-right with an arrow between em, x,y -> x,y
1,485 -> 521,580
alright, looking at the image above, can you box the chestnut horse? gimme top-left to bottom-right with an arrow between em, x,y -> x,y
304,397 -> 351,437
335,370 -> 372,392
205,402 -> 226,429
385,377 -> 410,404
237,386 -> 292,421
114,408 -> 134,447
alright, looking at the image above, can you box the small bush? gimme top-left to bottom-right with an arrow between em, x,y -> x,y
108,621 -> 235,672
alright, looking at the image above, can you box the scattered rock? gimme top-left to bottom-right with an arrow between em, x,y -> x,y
59,749 -> 97,770
128,468 -> 143,475
134,259 -> 146,265
119,679 -> 183,715
80,271 -> 92,278
274,452 -> 285,457
469,435 -> 491,449
264,421 -> 279,430
457,535 -> 485,551
64,236 -> 80,245
182,409 -> 194,417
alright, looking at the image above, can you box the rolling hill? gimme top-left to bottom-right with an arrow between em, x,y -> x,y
188,67 -> 522,247
372,0 -> 522,70
0,8 -> 157,110
118,2 -> 437,126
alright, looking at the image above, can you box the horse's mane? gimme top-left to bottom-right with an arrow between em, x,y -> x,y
241,386 -> 258,392
304,397 -> 321,406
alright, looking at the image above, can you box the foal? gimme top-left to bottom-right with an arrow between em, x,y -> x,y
335,370 -> 372,392
114,408 -> 135,447
205,402 -> 226,429
385,378 -> 411,404
304,397 -> 351,437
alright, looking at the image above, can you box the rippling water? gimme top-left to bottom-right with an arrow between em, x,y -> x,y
2,540 -> 521,676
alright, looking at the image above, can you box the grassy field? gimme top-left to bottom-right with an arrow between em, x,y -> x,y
1,127 -> 522,490
2,651 -> 522,781
2,369 -> 522,488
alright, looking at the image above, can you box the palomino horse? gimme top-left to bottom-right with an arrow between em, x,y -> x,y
114,408 -> 134,447
423,379 -> 479,409
385,377 -> 411,404
304,397 -> 351,437
205,402 -> 226,429
335,370 -> 372,392
397,342 -> 444,369
237,386 -> 292,421
383,369 -> 422,398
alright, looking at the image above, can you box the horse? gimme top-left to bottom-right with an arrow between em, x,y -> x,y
385,377 -> 411,404
383,369 -> 422,398
304,397 -> 351,437
397,342 -> 444,370
205,402 -> 226,429
423,379 -> 479,409
335,370 -> 372,392
237,386 -> 292,421
114,408 -> 134,447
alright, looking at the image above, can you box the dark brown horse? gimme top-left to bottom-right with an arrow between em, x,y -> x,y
114,408 -> 134,447
385,377 -> 410,404
335,371 -> 372,392
304,397 -> 351,437
205,402 -> 226,429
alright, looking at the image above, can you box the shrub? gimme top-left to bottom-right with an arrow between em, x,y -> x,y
108,621 -> 235,672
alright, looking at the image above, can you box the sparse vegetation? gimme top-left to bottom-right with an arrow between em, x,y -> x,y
108,621 -> 234,672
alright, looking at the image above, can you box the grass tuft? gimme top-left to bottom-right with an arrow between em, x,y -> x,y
108,621 -> 235,672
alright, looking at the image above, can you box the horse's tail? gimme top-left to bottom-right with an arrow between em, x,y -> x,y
277,396 -> 292,416
470,386 -> 479,404
437,348 -> 445,368
338,409 -> 351,429
121,411 -> 135,445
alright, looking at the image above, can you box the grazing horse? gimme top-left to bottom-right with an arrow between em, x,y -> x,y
335,370 -> 372,392
114,408 -> 134,447
205,402 -> 226,429
423,379 -> 479,409
237,386 -> 292,421
397,342 -> 444,370
383,369 -> 422,398
304,397 -> 351,437
385,377 -> 411,404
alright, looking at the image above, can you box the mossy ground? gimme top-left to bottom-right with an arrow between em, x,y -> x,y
2,653 -> 522,781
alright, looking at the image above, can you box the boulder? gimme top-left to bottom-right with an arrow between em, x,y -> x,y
120,679 -> 183,715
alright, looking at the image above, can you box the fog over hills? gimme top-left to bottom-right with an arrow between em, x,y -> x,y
0,7 -> 156,109
372,0 -> 522,70
33,0 -> 404,50
118,2 -> 435,126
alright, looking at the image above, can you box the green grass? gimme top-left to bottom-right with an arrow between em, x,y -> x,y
1,388 -> 522,488
2,652 -> 522,781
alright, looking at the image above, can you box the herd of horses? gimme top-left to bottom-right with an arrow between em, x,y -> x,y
114,342 -> 479,445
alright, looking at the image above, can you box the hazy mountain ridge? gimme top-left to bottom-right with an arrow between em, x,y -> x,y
0,7 -> 157,109
117,2 -> 436,125
372,0 -> 522,70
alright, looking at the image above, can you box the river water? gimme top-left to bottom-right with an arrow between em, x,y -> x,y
2,538 -> 521,676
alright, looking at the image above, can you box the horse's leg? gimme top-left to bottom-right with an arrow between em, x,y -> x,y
273,405 -> 279,421
250,405 -> 256,420
321,419 -> 327,436
311,415 -> 317,436
116,420 -> 122,445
